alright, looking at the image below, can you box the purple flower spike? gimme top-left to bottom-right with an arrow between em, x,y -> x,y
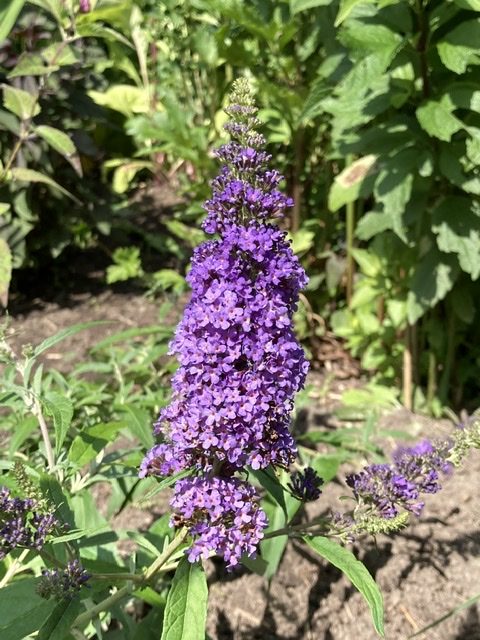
140,79 -> 308,567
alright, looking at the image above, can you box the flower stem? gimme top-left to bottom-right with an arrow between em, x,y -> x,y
73,530 -> 188,629
0,549 -> 29,588
143,528 -> 188,581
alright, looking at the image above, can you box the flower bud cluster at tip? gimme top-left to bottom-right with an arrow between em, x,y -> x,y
288,467 -> 324,502
37,559 -> 90,600
0,487 -> 58,560
140,79 -> 309,569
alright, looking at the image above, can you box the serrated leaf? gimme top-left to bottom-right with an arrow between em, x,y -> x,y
437,19 -> 480,74
161,557 -> 208,640
42,392 -> 74,456
7,52 -> 57,78
432,196 -> 480,279
407,248 -> 459,323
0,237 -> 12,307
304,536 -> 384,636
0,0 -> 27,42
9,167 -> 79,203
2,85 -> 40,119
37,598 -> 81,640
416,97 -> 464,141
41,42 -> 78,66
120,404 -> 153,449
328,155 -> 378,211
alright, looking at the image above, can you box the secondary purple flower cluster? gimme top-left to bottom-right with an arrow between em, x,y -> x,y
37,559 -> 90,600
140,79 -> 308,568
0,487 -> 57,559
346,439 -> 452,519
171,477 -> 268,568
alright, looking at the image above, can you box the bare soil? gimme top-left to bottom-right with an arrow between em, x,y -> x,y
5,290 -> 480,640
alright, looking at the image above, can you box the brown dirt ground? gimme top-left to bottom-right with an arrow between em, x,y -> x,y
4,291 -> 480,640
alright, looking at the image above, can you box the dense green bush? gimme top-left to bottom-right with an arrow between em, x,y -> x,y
1,0 -> 480,410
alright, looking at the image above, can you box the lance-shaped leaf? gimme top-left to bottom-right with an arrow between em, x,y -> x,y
161,558 -> 208,640
304,536 -> 384,636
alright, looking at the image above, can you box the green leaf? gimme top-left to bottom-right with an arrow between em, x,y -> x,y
9,167 -> 79,203
0,0 -> 27,43
0,237 -> 12,307
120,404 -> 154,449
452,0 -> 480,8
0,579 -> 56,640
437,19 -> 480,74
2,85 -> 40,119
42,392 -> 74,456
41,42 -> 78,66
304,537 -> 384,636
35,125 -> 75,156
7,50 -> 60,78
328,155 -> 378,211
335,0 -> 375,26
432,197 -> 480,279
40,474 -> 76,529
251,467 -> 288,517
37,598 -> 81,640
88,85 -> 149,117
68,422 -> 123,467
407,248 -> 459,323
260,470 -> 300,579
161,557 -> 208,640
290,0 -> 333,14
33,320 -> 109,357
136,469 -> 193,506
416,96 -> 464,141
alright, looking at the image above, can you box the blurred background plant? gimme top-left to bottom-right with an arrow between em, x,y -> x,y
1,0 -> 480,413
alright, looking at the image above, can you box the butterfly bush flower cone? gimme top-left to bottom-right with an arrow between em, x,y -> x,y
140,79 -> 309,569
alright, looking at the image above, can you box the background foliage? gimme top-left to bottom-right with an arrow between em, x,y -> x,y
1,1 -> 480,638
3,0 -> 480,412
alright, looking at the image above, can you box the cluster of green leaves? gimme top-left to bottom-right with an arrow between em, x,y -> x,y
0,312 -> 184,639
311,0 -> 480,409
0,313 -> 391,638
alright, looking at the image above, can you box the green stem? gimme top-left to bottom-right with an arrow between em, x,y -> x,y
346,154 -> 355,306
0,549 -> 29,588
143,528 -> 188,581
73,585 -> 130,629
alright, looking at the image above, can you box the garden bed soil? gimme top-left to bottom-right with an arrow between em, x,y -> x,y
5,291 -> 480,640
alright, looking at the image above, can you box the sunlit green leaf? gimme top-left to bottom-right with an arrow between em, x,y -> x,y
304,536 -> 384,636
161,558 -> 208,640
2,85 -> 40,120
